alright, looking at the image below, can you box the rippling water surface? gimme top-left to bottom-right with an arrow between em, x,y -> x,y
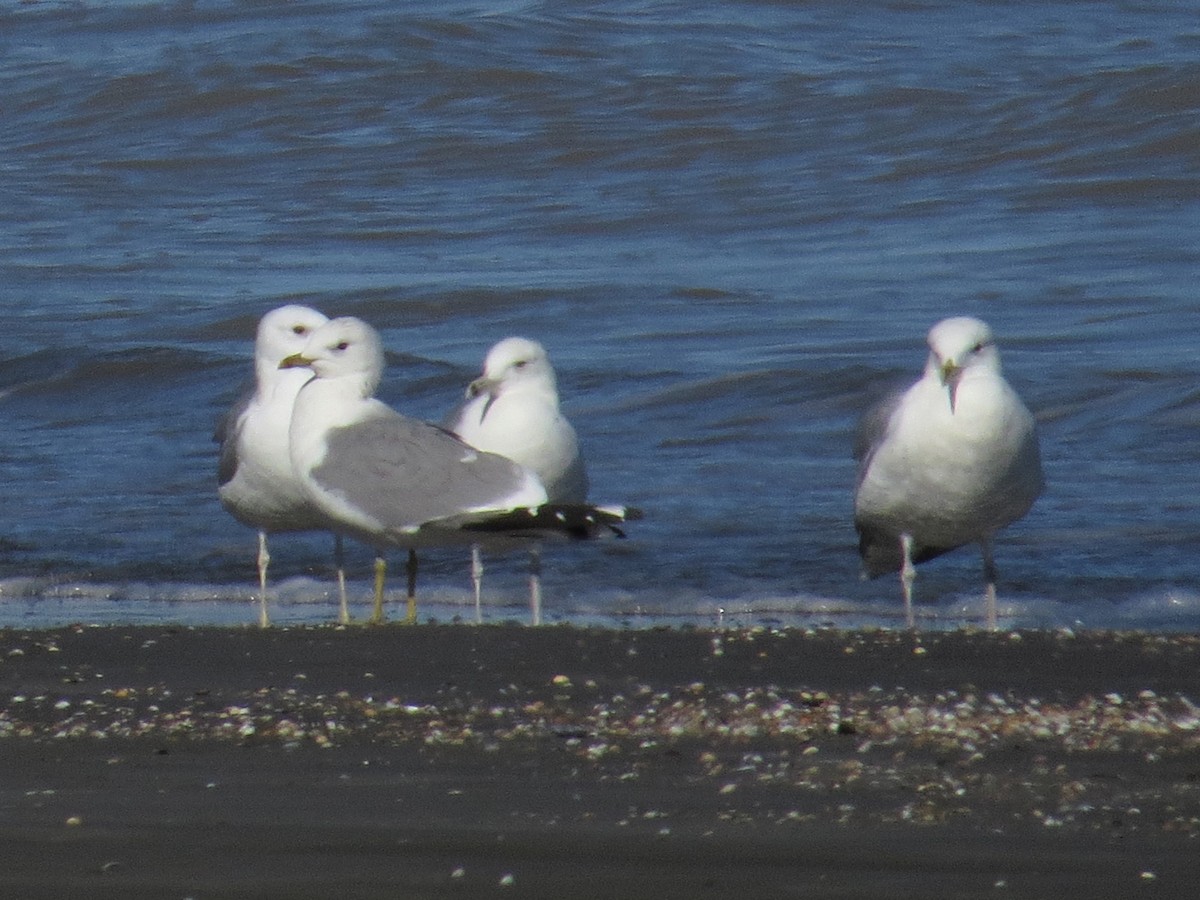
2,1 -> 1199,630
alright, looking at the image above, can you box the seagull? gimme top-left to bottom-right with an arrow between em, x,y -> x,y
444,337 -> 588,624
853,316 -> 1043,630
280,317 -> 633,624
215,305 -> 350,627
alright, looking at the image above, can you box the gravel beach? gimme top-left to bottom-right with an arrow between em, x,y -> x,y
1,623 -> 1197,898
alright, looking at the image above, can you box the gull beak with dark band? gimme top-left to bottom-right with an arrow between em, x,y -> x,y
467,375 -> 500,420
465,375 -> 489,399
939,359 -> 963,413
279,353 -> 314,370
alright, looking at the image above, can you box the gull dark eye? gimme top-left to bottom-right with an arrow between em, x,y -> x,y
335,341 -> 350,351
292,325 -> 309,335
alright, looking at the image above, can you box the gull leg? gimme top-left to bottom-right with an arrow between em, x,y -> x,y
256,531 -> 270,629
405,549 -> 418,625
371,554 -> 387,625
980,536 -> 998,631
471,545 -> 484,625
334,535 -> 349,626
528,545 -> 543,627
899,533 -> 917,631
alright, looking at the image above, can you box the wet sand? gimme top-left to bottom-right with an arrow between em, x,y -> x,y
0,623 -> 1197,898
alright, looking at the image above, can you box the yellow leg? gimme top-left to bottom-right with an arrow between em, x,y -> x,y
405,549 -> 418,625
371,555 -> 387,625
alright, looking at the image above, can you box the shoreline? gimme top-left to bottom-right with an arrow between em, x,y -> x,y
1,623 -> 1197,897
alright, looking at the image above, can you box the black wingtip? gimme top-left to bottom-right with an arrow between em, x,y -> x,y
460,503 -> 643,540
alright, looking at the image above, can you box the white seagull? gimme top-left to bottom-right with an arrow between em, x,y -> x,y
444,337 -> 588,624
853,316 -> 1043,630
280,317 -> 632,624
215,305 -> 350,627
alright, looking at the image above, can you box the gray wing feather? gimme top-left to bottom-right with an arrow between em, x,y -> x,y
441,397 -> 471,433
313,412 -> 537,530
853,388 -> 903,487
214,391 -> 252,487
853,387 -> 903,575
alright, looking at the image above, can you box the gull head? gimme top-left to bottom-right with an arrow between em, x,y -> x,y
924,316 -> 1000,413
279,316 -> 385,396
466,336 -> 557,402
256,305 -> 329,369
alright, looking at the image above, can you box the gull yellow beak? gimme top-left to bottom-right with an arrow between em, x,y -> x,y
939,359 -> 963,413
465,375 -> 501,423
279,353 -> 314,370
466,375 -> 497,400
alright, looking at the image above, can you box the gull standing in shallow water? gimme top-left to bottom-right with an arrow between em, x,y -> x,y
216,305 -> 350,627
444,337 -> 588,625
853,316 -> 1043,630
280,317 -> 634,624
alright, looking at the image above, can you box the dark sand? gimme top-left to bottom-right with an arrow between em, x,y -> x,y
1,623 -> 1197,898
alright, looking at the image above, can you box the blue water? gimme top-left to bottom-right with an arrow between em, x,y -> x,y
2,0 -> 1199,631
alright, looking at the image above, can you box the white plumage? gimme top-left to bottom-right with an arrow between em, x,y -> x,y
444,337 -> 588,624
854,316 -> 1043,630
283,319 -> 628,625
216,305 -> 347,626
